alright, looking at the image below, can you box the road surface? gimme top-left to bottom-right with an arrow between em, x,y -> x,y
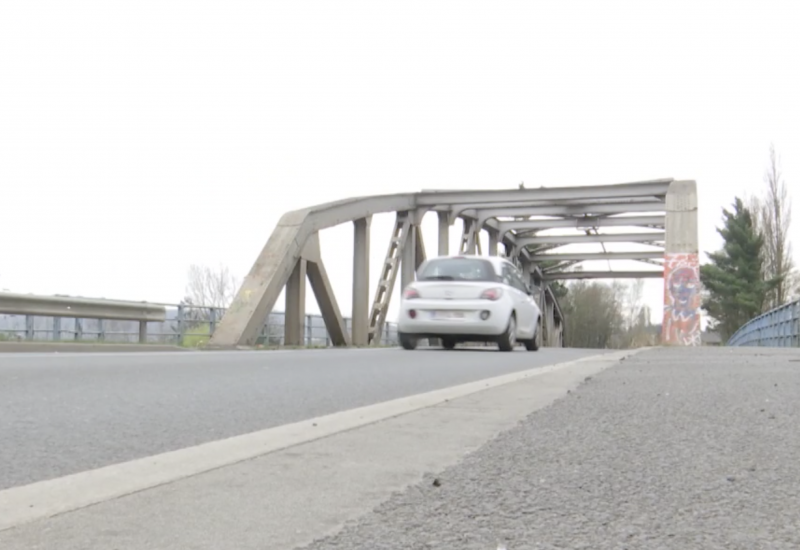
2,347 -> 799,549
0,346 -> 603,490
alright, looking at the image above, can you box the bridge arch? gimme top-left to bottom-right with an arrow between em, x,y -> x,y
208,179 -> 699,348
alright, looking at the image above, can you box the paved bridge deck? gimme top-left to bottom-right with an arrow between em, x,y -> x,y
1,346 -> 799,549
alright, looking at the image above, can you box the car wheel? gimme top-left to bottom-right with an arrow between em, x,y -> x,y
525,319 -> 541,351
497,315 -> 517,352
442,338 -> 456,350
524,336 -> 539,351
399,332 -> 417,350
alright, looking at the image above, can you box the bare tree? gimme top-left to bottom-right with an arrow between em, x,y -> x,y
753,144 -> 794,309
561,280 -> 626,348
184,264 -> 240,309
788,270 -> 800,301
622,279 -> 645,328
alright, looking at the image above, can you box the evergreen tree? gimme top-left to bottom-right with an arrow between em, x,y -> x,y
700,198 -> 779,340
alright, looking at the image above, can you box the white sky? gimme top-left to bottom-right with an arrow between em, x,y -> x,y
2,0 -> 799,326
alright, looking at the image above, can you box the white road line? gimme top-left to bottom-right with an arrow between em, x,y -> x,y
0,348 -> 648,532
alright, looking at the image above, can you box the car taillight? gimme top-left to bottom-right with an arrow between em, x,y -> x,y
480,288 -> 503,301
403,287 -> 420,300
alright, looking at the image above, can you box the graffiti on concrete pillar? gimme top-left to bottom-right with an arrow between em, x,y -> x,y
662,253 -> 702,346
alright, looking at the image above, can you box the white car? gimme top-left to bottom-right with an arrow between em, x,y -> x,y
397,255 -> 542,352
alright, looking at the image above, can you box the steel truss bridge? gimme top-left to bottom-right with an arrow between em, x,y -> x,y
208,179 -> 700,349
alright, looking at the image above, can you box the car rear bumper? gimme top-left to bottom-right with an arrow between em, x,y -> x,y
397,299 -> 511,336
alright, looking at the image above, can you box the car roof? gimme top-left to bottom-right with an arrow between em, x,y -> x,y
429,255 -> 511,267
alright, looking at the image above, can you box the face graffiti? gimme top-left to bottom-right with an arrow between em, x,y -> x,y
662,253 -> 702,346
668,266 -> 700,315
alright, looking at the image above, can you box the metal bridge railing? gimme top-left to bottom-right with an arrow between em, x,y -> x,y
0,296 -> 399,348
727,299 -> 800,347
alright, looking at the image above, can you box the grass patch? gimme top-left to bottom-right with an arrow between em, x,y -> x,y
181,323 -> 213,348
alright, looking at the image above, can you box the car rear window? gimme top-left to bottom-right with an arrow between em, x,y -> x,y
418,258 -> 499,282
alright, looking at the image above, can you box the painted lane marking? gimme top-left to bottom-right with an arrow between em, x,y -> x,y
0,348 -> 648,532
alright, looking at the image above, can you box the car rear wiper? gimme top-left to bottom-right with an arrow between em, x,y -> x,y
422,275 -> 455,280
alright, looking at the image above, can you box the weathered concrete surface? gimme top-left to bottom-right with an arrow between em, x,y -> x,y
2,346 -> 799,549
304,346 -> 800,549
0,350 -> 628,549
663,179 -> 701,346
0,347 -> 602,490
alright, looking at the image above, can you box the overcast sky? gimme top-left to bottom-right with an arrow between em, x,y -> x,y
2,0 -> 798,325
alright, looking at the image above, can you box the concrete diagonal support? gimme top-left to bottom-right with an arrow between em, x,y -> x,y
401,222 -> 429,290
368,213 -> 412,345
521,260 -> 532,289
284,259 -> 307,346
538,290 -> 548,345
457,219 -> 470,254
488,229 -> 499,256
284,234 -> 350,347
208,211 -> 312,348
437,211 -> 449,256
302,233 -> 350,347
401,220 -> 417,293
414,225 -> 426,270
351,217 -> 371,346
546,297 -> 556,347
466,219 -> 482,255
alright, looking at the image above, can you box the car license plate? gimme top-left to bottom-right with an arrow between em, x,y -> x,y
432,310 -> 465,320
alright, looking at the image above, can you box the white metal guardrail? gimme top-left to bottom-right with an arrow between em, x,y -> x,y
0,293 -> 166,321
727,299 -> 800,347
0,293 -> 399,347
0,292 -> 167,344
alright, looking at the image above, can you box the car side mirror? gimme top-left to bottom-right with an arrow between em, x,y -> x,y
525,284 -> 533,295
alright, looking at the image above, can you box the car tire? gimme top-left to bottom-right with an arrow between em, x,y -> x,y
497,315 -> 517,352
399,332 -> 417,350
524,319 -> 541,351
442,338 -> 456,350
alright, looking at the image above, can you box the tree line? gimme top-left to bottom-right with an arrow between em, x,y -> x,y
558,276 -> 660,349
700,144 -> 797,341
559,145 -> 796,348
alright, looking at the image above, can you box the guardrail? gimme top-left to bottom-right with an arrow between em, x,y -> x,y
0,292 -> 166,344
0,293 -> 400,347
727,299 -> 800,347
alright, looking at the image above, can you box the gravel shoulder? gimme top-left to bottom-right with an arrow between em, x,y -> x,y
3,346 -> 798,550
303,346 -> 800,550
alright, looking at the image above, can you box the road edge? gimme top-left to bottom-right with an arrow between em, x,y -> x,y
0,347 -> 651,532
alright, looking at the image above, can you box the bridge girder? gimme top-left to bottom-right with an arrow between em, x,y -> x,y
516,232 -> 665,246
207,178 -> 699,349
544,270 -> 665,281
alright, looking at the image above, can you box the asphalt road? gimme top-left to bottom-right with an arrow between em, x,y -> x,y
0,346 -> 605,490
305,347 -> 800,549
